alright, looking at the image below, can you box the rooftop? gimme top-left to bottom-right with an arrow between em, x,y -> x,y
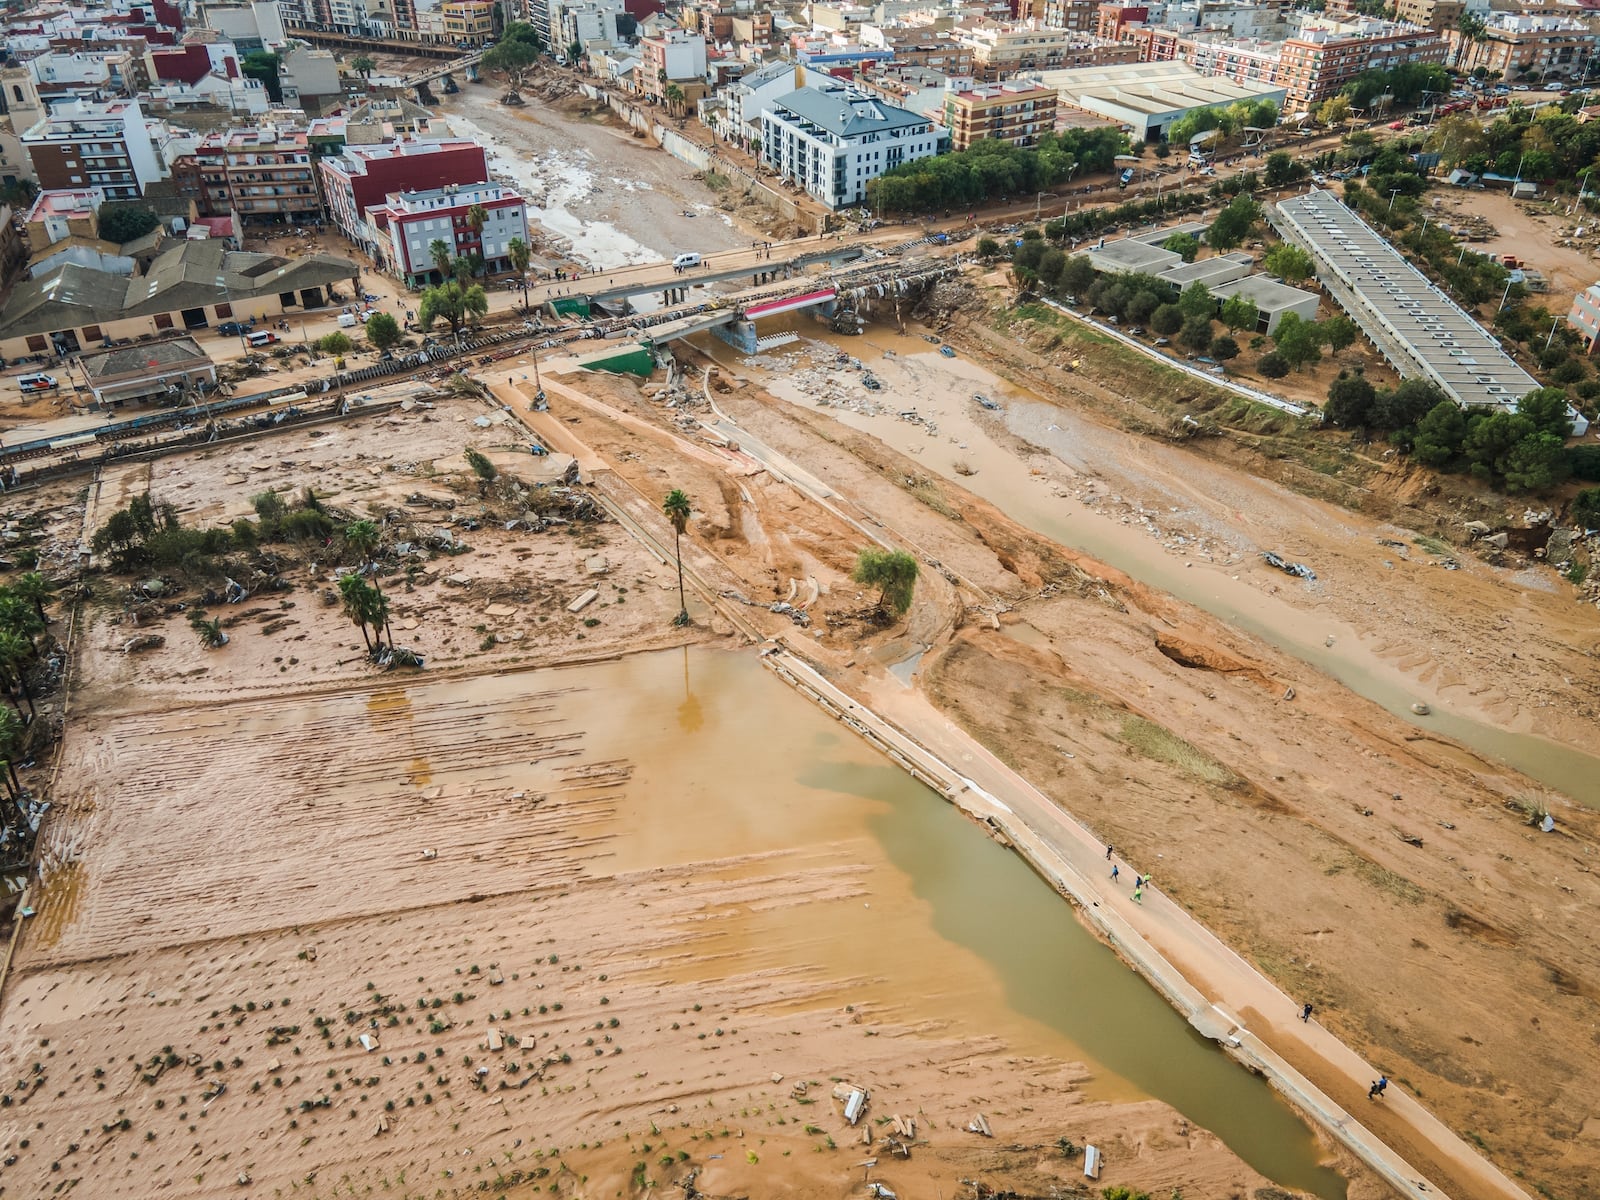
1028,61 -> 1285,114
769,84 -> 929,137
381,182 -> 523,212
26,187 -> 104,222
1272,189 -> 1538,408
1083,237 -> 1182,274
80,335 -> 211,382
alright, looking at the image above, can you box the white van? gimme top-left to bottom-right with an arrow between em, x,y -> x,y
248,330 -> 279,348
337,312 -> 358,328
672,252 -> 703,270
17,373 -> 58,393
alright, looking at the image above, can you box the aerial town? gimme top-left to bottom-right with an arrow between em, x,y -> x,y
0,0 -> 1596,1198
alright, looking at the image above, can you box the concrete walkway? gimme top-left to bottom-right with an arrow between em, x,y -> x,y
768,649 -> 1529,1200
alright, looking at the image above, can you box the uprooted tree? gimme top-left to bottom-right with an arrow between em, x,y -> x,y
852,547 -> 919,619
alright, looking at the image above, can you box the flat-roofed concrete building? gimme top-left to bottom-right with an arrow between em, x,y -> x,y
1026,61 -> 1286,142
1272,188 -> 1538,409
1208,272 -> 1320,332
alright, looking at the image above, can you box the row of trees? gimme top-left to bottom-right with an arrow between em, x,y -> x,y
864,129 -> 1127,215
1427,103 -> 1600,188
1166,99 -> 1280,150
1325,376 -> 1581,492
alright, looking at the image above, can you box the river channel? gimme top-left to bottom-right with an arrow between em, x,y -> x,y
583,647 -> 1346,1198
699,327 -> 1600,805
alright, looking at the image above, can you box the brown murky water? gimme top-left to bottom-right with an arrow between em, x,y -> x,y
543,647 -> 1346,1198
701,327 -> 1600,805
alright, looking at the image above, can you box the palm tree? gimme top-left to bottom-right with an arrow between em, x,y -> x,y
10,572 -> 51,623
344,519 -> 381,569
367,583 -> 394,650
0,702 -> 23,804
429,238 -> 453,282
662,489 -> 692,626
507,236 -> 531,311
0,628 -> 36,722
338,573 -> 374,652
351,54 -> 376,78
466,203 -> 488,240
664,83 -> 685,116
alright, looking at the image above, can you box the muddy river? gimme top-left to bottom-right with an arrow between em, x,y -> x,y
579,647 -> 1346,1197
699,327 -> 1600,805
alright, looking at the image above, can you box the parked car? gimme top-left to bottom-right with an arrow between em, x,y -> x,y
1154,337 -> 1170,347
217,321 -> 248,337
248,331 -> 279,348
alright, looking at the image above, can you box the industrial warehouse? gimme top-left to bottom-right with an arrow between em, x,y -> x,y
1270,188 -> 1539,410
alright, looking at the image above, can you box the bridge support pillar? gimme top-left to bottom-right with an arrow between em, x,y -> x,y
712,319 -> 758,355
466,64 -> 480,82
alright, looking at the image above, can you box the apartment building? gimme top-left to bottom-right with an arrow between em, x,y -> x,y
318,138 -> 489,249
1095,4 -> 1149,40
640,28 -> 708,103
1039,0 -> 1104,33
762,83 -> 944,209
176,125 -> 320,225
369,182 -> 529,285
1393,0 -> 1465,33
21,98 -> 165,199
1448,14 -> 1600,84
441,0 -> 496,44
1567,279 -> 1600,354
1278,19 -> 1447,111
953,21 -> 1138,81
941,80 -> 1058,150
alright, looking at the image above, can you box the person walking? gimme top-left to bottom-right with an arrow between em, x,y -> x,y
1105,844 -> 1114,860
1110,865 -> 1120,883
1300,1003 -> 1314,1023
1132,884 -> 1144,904
1368,1075 -> 1388,1100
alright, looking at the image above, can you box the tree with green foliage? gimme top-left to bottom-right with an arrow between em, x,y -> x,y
1463,411 -> 1535,483
1263,151 -> 1303,188
1060,255 -> 1097,297
1517,387 -> 1574,439
10,573 -> 51,625
1321,315 -> 1358,356
1573,487 -> 1600,529
316,331 -> 353,356
0,703 -> 25,798
502,20 -> 542,46
483,37 -> 541,90
98,206 -> 160,244
241,50 -> 282,103
866,128 -> 1128,215
429,239 -> 453,279
852,547 -> 919,619
1374,378 -> 1447,432
1151,303 -> 1184,337
1412,400 -> 1468,467
189,609 -> 227,648
1258,352 -> 1290,379
364,311 -> 402,352
1162,232 -> 1200,262
1272,313 -> 1322,372
344,519 -> 381,567
418,280 -> 489,338
1207,193 -> 1260,251
1210,335 -> 1239,361
507,236 -> 532,310
351,55 -> 376,78
1218,294 -> 1258,334
976,236 -> 1001,259
1504,432 -> 1570,493
338,573 -> 379,653
464,449 -> 498,493
1177,281 -> 1214,323
1178,316 -> 1213,355
1262,243 -> 1315,284
1324,370 -> 1377,427
663,489 -> 693,625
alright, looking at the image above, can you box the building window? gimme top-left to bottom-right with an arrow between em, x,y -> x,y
25,335 -> 46,352
155,314 -> 174,330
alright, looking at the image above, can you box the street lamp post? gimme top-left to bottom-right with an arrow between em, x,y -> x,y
1035,191 -> 1058,221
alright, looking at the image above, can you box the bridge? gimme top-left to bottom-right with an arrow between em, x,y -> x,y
283,23 -> 473,59
588,245 -> 870,311
401,49 -> 487,93
578,259 -> 959,352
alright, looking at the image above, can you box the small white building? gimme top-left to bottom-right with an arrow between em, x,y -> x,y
368,181 -> 530,285
761,83 -> 944,210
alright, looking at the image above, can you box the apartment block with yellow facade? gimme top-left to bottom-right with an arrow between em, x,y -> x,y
941,81 -> 1059,150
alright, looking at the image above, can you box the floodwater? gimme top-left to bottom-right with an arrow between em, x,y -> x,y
700,328 -> 1600,806
564,647 -> 1347,1199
